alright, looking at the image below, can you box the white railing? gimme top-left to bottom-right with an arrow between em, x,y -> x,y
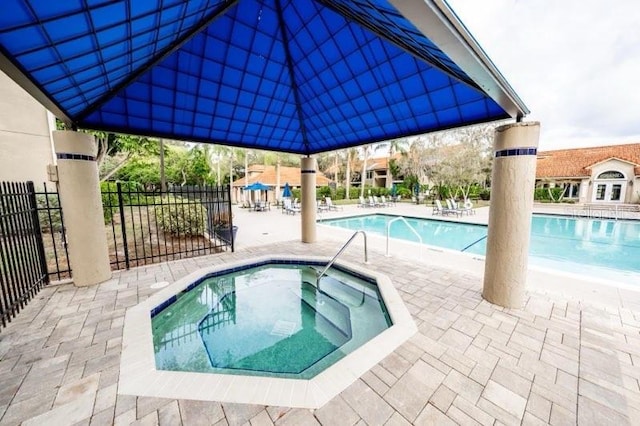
316,230 -> 368,283
385,217 -> 423,257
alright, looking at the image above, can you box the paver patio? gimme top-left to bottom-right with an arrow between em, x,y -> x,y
1,204 -> 639,425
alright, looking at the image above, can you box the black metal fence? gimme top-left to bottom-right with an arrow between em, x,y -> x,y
0,181 -> 49,328
36,183 -> 71,281
0,180 -> 233,329
102,183 -> 234,270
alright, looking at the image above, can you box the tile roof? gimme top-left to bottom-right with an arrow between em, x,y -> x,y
367,157 -> 389,171
367,153 -> 403,171
536,143 -> 640,178
231,165 -> 332,187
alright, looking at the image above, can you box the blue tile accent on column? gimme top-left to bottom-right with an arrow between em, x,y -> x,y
56,153 -> 97,161
494,147 -> 537,158
301,170 -> 316,174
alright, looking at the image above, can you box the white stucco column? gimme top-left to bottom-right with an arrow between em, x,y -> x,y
483,122 -> 540,308
301,156 -> 317,243
53,130 -> 111,287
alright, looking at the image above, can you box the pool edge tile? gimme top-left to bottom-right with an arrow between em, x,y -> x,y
118,254 -> 417,409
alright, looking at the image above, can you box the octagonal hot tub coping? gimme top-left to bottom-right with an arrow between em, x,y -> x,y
119,255 -> 417,409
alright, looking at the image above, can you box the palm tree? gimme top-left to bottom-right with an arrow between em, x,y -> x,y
359,145 -> 371,198
344,147 -> 358,200
275,154 -> 281,203
227,147 -> 235,186
334,150 -> 340,184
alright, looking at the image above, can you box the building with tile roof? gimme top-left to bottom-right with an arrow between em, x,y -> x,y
535,143 -> 640,204
230,165 -> 332,203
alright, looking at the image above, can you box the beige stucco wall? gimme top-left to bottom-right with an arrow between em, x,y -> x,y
0,70 -> 54,186
578,177 -> 590,202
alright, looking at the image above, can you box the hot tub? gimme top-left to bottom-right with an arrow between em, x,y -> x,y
120,255 -> 416,408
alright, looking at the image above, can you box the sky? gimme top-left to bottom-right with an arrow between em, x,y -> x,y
447,0 -> 640,150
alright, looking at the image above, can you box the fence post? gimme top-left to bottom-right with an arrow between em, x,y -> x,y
226,185 -> 234,252
26,181 -> 50,287
117,182 -> 130,269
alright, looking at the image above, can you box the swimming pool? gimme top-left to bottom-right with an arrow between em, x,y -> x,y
319,214 -> 640,284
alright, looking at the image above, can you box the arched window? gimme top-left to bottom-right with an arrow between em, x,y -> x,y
597,171 -> 625,179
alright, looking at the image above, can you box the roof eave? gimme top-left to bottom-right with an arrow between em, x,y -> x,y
535,176 -> 590,180
389,0 -> 529,118
585,157 -> 640,169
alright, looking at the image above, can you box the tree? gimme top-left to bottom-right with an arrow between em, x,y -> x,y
55,121 -> 159,182
423,123 -> 498,200
114,142 -> 211,188
434,144 -> 485,200
115,156 -> 160,187
204,144 -> 229,185
375,138 -> 409,188
344,148 -> 358,200
359,145 -> 371,198
397,137 -> 438,190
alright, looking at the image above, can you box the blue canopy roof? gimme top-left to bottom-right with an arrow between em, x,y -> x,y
0,0 -> 528,155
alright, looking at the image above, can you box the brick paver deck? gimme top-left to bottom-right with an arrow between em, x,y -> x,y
1,204 -> 639,425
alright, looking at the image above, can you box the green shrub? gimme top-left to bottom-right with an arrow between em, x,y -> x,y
479,189 -> 491,200
368,187 -> 389,196
397,187 -> 411,198
317,186 -> 332,199
467,184 -> 484,199
534,187 -> 564,202
101,181 -> 159,223
101,182 -> 119,222
157,196 -> 206,236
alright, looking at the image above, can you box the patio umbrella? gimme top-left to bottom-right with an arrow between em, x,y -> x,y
244,182 -> 271,191
244,182 -> 271,202
282,183 -> 292,198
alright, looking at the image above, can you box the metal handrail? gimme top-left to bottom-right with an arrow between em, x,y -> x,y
385,217 -> 423,257
317,230 -> 368,282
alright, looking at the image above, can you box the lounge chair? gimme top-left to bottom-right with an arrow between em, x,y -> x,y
433,200 -> 445,215
283,198 -> 300,215
254,201 -> 270,211
445,199 -> 462,217
380,195 -> 394,206
373,196 -> 386,207
325,197 -> 341,211
358,196 -> 369,207
458,199 -> 475,215
317,200 -> 330,213
368,196 -> 382,207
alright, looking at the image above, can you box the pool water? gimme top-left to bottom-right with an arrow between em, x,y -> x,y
319,214 -> 640,284
151,263 -> 391,379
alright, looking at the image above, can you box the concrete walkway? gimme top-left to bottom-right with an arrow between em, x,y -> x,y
0,202 -> 639,425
